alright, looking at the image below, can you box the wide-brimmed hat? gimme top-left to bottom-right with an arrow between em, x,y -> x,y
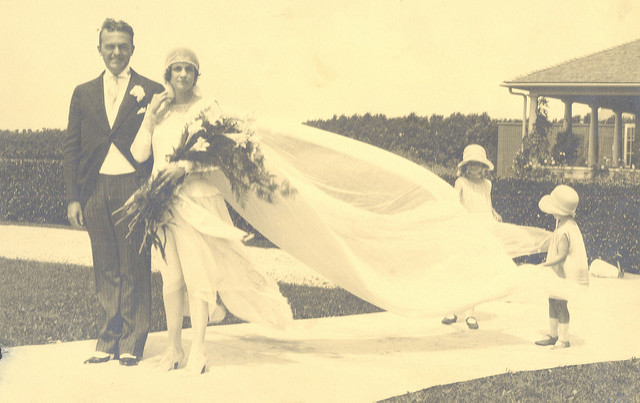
539,185 -> 579,217
457,144 -> 494,171
165,47 -> 199,72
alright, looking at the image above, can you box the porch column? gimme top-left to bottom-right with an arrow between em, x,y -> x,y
588,105 -> 599,167
528,94 -> 538,133
612,110 -> 623,167
562,100 -> 572,133
634,112 -> 640,168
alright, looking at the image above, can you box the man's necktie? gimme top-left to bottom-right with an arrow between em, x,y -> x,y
108,76 -> 119,108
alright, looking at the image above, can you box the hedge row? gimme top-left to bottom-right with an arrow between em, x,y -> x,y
0,129 -> 65,160
0,159 -> 66,224
493,179 -> 640,272
1,158 -> 638,273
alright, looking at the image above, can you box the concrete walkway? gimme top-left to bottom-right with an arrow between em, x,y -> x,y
0,224 -> 639,402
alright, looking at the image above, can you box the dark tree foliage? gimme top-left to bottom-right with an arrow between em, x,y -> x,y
305,111 -> 498,169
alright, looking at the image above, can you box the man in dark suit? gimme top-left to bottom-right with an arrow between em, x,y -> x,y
63,18 -> 164,366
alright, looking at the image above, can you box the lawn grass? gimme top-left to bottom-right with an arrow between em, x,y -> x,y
381,359 -> 640,402
2,257 -> 639,401
0,257 -> 381,347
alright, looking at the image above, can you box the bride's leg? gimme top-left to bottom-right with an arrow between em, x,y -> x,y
158,229 -> 186,369
162,288 -> 186,365
186,294 -> 209,373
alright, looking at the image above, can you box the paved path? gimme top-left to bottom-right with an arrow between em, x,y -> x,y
1,224 -> 639,402
0,223 -> 333,286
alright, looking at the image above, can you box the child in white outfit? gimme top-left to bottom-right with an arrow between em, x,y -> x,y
535,185 -> 589,349
441,144 -> 501,330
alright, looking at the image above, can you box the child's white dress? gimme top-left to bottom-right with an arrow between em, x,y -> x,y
455,176 -> 494,219
548,219 -> 589,287
455,176 -> 550,258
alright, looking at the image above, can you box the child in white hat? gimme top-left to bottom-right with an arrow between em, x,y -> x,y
535,185 -> 589,349
441,144 -> 501,330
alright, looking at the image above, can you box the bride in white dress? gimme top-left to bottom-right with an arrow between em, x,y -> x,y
128,48 -> 579,375
130,48 -> 293,374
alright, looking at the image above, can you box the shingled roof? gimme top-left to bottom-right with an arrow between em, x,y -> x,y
502,38 -> 640,113
504,38 -> 640,85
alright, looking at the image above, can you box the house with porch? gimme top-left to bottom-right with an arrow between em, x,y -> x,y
498,38 -> 640,176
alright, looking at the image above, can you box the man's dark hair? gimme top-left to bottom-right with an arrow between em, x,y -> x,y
98,18 -> 134,47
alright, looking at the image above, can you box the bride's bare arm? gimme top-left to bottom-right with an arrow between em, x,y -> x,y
131,91 -> 171,162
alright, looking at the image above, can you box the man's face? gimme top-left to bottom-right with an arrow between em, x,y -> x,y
98,30 -> 134,76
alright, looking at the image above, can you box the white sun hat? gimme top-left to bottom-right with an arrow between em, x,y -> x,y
539,185 -> 579,217
457,144 -> 494,171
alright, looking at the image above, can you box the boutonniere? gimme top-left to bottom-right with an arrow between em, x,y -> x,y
130,85 -> 146,103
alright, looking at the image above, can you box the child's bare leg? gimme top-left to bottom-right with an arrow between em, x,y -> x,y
535,299 -> 560,346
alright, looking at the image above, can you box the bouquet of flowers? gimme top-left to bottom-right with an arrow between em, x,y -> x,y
117,105 -> 294,258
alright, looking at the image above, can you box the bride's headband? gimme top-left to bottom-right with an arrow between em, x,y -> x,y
165,47 -> 200,72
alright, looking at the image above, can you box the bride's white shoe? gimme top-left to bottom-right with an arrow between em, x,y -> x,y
157,348 -> 185,371
184,348 -> 208,375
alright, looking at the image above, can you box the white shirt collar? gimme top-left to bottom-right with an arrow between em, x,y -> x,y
104,66 -> 131,81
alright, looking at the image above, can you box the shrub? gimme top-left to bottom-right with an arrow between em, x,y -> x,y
513,97 -> 553,178
551,130 -> 580,166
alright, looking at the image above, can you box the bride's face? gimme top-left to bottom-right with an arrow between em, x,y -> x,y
169,62 -> 197,95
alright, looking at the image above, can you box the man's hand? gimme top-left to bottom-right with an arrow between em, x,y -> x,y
67,201 -> 84,228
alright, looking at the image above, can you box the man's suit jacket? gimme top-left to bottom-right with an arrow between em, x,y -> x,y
63,70 -> 164,205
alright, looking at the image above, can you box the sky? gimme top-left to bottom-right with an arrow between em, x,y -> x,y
1,0 -> 640,130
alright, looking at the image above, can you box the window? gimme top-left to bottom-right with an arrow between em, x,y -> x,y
624,124 -> 635,167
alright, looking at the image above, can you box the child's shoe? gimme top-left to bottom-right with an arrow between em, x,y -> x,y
441,315 -> 457,325
552,340 -> 570,349
465,316 -> 479,330
534,335 -> 558,346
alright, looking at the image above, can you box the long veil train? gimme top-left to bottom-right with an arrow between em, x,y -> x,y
202,117 -> 557,317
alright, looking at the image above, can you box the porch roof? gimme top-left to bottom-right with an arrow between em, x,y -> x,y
502,38 -> 640,113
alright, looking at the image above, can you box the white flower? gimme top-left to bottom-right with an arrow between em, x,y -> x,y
175,160 -> 194,171
192,137 -> 210,152
130,85 -> 146,102
249,145 -> 259,162
187,119 -> 203,136
203,105 -> 222,124
226,131 -> 250,148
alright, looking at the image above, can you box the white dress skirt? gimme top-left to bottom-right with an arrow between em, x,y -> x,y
151,100 -> 293,330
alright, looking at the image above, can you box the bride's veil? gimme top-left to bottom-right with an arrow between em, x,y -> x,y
207,117 -> 558,317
